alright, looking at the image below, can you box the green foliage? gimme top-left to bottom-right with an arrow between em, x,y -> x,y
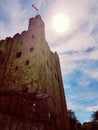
81,122 -> 92,130
90,110 -> 98,130
68,110 -> 81,130
91,110 -> 98,121
68,110 -> 98,130
80,110 -> 98,130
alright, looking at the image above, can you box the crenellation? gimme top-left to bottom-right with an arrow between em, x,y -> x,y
0,15 -> 70,130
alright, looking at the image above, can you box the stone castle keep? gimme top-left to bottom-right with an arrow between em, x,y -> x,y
0,15 -> 69,130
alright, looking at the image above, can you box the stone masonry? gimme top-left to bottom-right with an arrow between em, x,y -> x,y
0,15 -> 70,130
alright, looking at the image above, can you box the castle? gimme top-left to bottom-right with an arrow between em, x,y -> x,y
0,15 -> 69,130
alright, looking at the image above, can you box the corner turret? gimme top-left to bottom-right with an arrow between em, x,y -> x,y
28,15 -> 45,41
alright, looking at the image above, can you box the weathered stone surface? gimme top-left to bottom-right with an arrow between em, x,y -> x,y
0,15 -> 70,130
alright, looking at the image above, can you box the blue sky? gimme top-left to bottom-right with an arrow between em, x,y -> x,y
0,0 -> 98,124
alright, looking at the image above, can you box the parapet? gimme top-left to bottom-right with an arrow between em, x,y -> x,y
28,15 -> 44,31
28,15 -> 45,41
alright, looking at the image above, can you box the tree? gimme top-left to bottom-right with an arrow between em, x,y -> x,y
81,122 -> 92,130
90,110 -> 98,130
68,110 -> 81,130
79,111 -> 98,130
91,110 -> 98,121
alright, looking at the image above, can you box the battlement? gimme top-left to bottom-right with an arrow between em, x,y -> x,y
0,15 -> 69,130
28,15 -> 45,41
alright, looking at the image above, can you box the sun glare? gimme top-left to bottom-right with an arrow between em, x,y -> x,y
52,13 -> 70,33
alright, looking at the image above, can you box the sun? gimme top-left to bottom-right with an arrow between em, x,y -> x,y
52,13 -> 70,33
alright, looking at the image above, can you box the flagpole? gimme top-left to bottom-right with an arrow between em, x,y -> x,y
32,4 -> 38,15
36,8 -> 38,15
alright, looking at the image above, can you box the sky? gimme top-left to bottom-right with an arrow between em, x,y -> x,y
0,0 -> 98,124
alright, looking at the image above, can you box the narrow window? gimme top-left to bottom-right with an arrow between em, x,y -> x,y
32,34 -> 35,39
55,73 -> 58,80
25,60 -> 29,65
16,52 -> 22,58
47,61 -> 49,67
42,50 -> 44,55
12,80 -> 15,83
21,41 -> 23,46
1,58 -> 4,64
30,47 -> 34,52
15,66 -> 18,71
0,51 -> 4,64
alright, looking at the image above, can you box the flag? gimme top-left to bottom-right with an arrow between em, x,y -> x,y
32,4 -> 38,11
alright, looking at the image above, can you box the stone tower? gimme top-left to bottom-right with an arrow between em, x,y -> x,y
0,15 -> 70,130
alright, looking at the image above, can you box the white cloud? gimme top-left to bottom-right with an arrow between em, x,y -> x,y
44,0 -> 98,63
59,56 -> 77,77
81,69 -> 98,80
70,92 -> 98,102
50,32 -> 95,54
89,71 -> 98,79
64,84 -> 70,89
67,100 -> 85,111
0,0 -> 31,39
86,104 -> 98,112
88,50 -> 98,60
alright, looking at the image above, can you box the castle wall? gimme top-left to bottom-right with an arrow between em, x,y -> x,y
0,38 -> 13,91
0,15 -> 69,130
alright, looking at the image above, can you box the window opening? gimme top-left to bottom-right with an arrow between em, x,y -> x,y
0,58 -> 5,64
30,47 -> 34,52
16,52 -> 22,58
21,41 -> 23,46
15,66 -> 18,71
47,61 -> 49,67
25,60 -> 29,65
32,34 -> 35,39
